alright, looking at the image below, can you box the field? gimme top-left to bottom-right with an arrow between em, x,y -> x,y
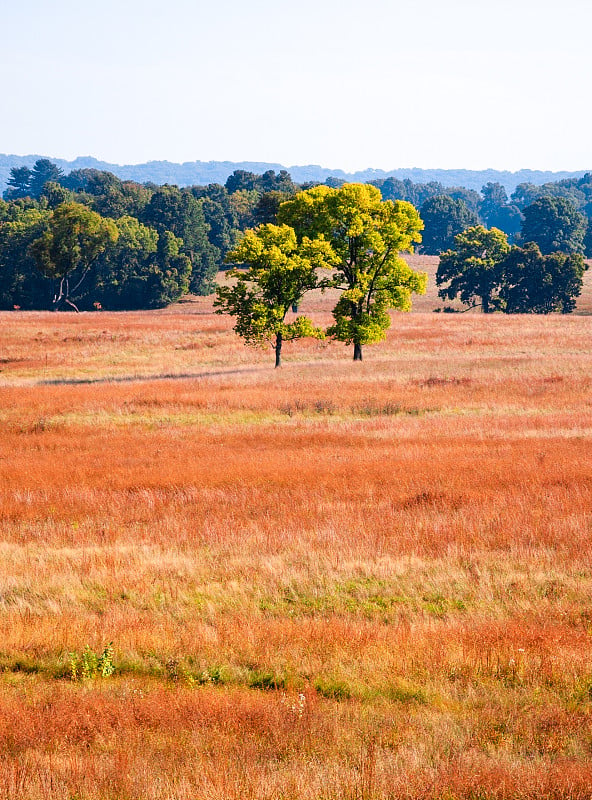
1,257 -> 592,799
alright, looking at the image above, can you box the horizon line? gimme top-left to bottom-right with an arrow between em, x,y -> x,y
1,154 -> 590,176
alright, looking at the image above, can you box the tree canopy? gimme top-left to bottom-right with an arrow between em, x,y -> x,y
140,185 -> 219,295
91,216 -> 191,310
5,167 -> 32,200
520,196 -> 587,255
419,195 -> 478,255
0,161 -> 309,310
499,243 -> 586,313
30,202 -> 119,310
1,159 -> 590,317
437,225 -> 586,314
436,226 -> 511,313
0,203 -> 51,308
479,182 -> 523,240
279,183 -> 426,360
215,224 -> 333,366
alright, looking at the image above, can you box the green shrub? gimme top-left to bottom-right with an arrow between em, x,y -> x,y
69,643 -> 114,681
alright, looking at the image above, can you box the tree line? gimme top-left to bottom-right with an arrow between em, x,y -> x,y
372,175 -> 592,256
0,160 -> 304,310
0,159 -> 589,320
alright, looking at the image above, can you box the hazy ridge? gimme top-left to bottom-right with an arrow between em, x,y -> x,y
1,154 -> 590,195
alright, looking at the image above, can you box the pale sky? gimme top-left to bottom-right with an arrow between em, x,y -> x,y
1,0 -> 590,172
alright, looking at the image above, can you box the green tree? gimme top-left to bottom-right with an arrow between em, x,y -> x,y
225,170 -> 260,193
192,184 -> 230,232
64,169 -> 152,219
373,178 -> 481,216
150,231 -> 192,307
29,159 -> 63,199
479,182 -> 523,239
436,225 -> 510,313
253,190 -> 292,225
584,218 -> 592,258
190,183 -> 244,258
4,166 -> 32,200
42,181 -> 74,209
510,183 -> 541,209
215,224 -> 334,367
420,195 -> 478,255
520,196 -> 586,255
224,170 -> 296,201
480,182 -> 509,219
227,189 -> 259,231
141,185 -> 219,294
448,187 -> 482,216
92,215 -> 159,309
0,203 -> 52,308
279,183 -> 426,360
499,242 -> 586,313
30,202 -> 118,310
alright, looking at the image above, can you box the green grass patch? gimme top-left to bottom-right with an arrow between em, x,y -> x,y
422,592 -> 467,618
314,676 -> 353,701
247,669 -> 286,691
259,577 -> 420,620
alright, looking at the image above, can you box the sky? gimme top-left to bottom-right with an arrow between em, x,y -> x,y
1,0 -> 591,173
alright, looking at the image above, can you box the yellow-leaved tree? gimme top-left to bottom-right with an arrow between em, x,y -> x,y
279,184 -> 427,360
215,223 -> 336,367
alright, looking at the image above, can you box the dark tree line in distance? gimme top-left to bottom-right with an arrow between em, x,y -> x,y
0,162 -> 303,310
0,159 -> 590,312
373,175 -> 592,257
436,225 -> 587,314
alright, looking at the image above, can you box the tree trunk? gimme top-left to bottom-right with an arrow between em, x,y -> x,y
52,277 -> 65,311
353,342 -> 363,361
275,331 -> 282,368
482,296 -> 490,314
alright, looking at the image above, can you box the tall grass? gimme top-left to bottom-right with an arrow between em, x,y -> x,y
1,293 -> 592,798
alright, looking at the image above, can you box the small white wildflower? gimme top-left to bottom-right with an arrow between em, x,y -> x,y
281,692 -> 306,718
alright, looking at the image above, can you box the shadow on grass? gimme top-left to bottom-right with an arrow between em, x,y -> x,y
37,366 -> 265,386
34,356 -> 354,387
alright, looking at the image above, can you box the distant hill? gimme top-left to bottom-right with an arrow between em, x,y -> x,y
0,154 -> 589,196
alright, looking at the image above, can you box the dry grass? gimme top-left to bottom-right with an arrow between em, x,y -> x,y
1,267 -> 592,798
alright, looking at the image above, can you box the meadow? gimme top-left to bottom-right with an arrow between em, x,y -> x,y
1,256 -> 592,799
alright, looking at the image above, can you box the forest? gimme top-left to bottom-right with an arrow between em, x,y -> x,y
1,158 -> 591,315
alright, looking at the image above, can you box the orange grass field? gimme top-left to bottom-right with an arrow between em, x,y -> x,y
1,257 -> 592,799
